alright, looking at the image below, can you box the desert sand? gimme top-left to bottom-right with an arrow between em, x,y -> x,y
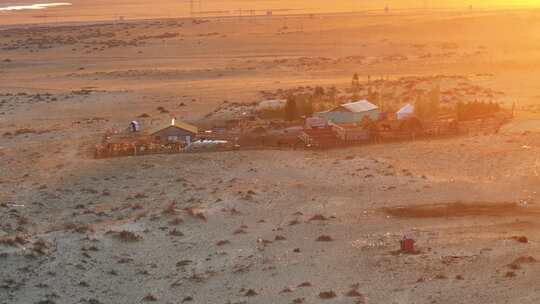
3,8 -> 540,304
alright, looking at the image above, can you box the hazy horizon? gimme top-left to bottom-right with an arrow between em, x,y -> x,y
1,0 -> 539,26
1,0 -> 539,14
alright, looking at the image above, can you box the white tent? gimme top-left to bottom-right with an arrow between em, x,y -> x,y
397,103 -> 414,120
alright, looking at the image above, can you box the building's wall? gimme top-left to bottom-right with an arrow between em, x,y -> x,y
316,109 -> 379,124
153,127 -> 196,144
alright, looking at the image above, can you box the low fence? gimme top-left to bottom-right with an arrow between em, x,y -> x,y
94,142 -> 184,159
94,112 -> 512,158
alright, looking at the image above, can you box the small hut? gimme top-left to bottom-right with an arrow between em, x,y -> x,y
150,118 -> 198,145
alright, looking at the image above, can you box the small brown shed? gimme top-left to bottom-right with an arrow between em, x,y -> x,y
151,119 -> 198,145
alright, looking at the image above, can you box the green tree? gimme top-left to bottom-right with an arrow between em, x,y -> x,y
415,88 -> 440,121
352,73 -> 360,92
314,86 -> 325,97
327,86 -> 338,102
285,95 -> 299,121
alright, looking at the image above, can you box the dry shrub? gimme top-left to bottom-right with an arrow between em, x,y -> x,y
0,235 -> 28,246
434,274 -> 447,280
188,272 -> 209,283
510,236 -> 528,243
157,106 -> 169,114
512,256 -> 537,264
134,193 -> 148,199
216,240 -> 230,246
63,222 -> 77,231
507,255 -> 538,270
117,257 -> 132,264
297,282 -> 312,288
17,217 -> 29,225
233,228 -> 247,235
229,208 -> 242,215
169,229 -> 184,237
134,212 -> 148,221
281,287 -> 293,293
142,293 -> 157,301
176,260 -> 192,267
131,203 -> 143,210
115,230 -> 142,242
32,239 -> 49,255
257,238 -> 272,245
12,128 -> 37,136
292,298 -> 305,304
275,235 -> 286,241
168,217 -> 184,225
316,235 -> 333,242
505,271 -> 516,278
244,289 -> 258,297
288,219 -> 300,226
74,225 -> 94,234
319,291 -> 337,299
308,214 -> 328,222
185,207 -> 207,221
162,202 -> 178,215
345,289 -> 363,297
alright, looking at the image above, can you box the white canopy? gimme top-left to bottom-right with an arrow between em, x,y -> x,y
341,100 -> 378,113
397,103 -> 414,120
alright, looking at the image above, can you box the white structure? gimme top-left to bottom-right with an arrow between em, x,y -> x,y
397,103 -> 414,120
315,100 -> 380,124
305,117 -> 328,129
130,121 -> 140,132
257,99 -> 286,111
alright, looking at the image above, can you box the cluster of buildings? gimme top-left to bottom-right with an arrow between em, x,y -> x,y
97,99 -> 420,158
300,99 -> 416,147
313,99 -> 414,125
129,100 -> 415,148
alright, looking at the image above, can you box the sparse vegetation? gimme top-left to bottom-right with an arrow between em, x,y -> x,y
456,101 -> 501,121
